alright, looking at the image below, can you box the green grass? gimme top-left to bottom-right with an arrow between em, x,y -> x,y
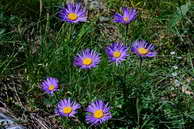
0,0 -> 194,128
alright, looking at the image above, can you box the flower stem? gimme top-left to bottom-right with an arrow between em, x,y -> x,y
139,57 -> 143,72
125,24 -> 129,43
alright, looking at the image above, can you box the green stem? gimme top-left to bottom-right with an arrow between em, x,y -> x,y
68,24 -> 76,82
136,97 -> 140,126
125,24 -> 129,43
87,70 -> 92,93
139,57 -> 143,72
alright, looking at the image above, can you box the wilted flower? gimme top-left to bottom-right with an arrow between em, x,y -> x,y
131,40 -> 157,57
74,49 -> 101,69
41,77 -> 59,95
172,65 -> 178,70
113,7 -> 137,24
170,51 -> 176,55
58,3 -> 87,23
172,72 -> 178,77
55,98 -> 81,117
86,100 -> 112,126
105,42 -> 129,65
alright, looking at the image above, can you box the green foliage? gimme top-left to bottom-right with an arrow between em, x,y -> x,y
168,0 -> 192,28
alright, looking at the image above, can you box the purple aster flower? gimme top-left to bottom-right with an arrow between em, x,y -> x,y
105,42 -> 129,65
131,40 -> 157,57
86,100 -> 112,126
41,77 -> 59,95
113,7 -> 137,24
55,98 -> 81,117
58,3 -> 87,23
74,49 -> 101,69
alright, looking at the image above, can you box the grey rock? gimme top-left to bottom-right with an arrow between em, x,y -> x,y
99,16 -> 110,22
84,0 -> 105,10
0,113 -> 25,129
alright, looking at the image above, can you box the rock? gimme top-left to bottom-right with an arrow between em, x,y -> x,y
99,16 -> 110,22
84,0 -> 105,10
0,113 -> 25,129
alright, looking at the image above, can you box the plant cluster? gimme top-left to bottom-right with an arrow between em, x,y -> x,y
40,2 -> 158,127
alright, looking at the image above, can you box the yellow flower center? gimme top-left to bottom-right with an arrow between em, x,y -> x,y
48,84 -> 55,91
83,58 -> 93,65
138,48 -> 149,55
113,51 -> 121,58
67,13 -> 78,20
63,107 -> 73,114
123,17 -> 129,22
93,110 -> 104,119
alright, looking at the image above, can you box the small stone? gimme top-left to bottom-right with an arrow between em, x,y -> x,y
84,0 -> 105,10
99,16 -> 110,22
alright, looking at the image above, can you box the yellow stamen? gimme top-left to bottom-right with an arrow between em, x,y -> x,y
63,107 -> 73,114
48,84 -> 55,91
113,51 -> 121,58
138,48 -> 149,55
83,58 -> 93,65
94,110 -> 104,119
67,13 -> 78,20
123,17 -> 129,22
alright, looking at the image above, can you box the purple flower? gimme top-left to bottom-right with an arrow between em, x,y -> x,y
74,49 -> 101,69
113,7 -> 137,24
55,98 -> 81,117
105,42 -> 129,65
58,3 -> 87,23
86,100 -> 112,126
41,77 -> 59,95
131,40 -> 157,57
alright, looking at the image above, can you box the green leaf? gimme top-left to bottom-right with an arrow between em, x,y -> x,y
168,1 -> 191,28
